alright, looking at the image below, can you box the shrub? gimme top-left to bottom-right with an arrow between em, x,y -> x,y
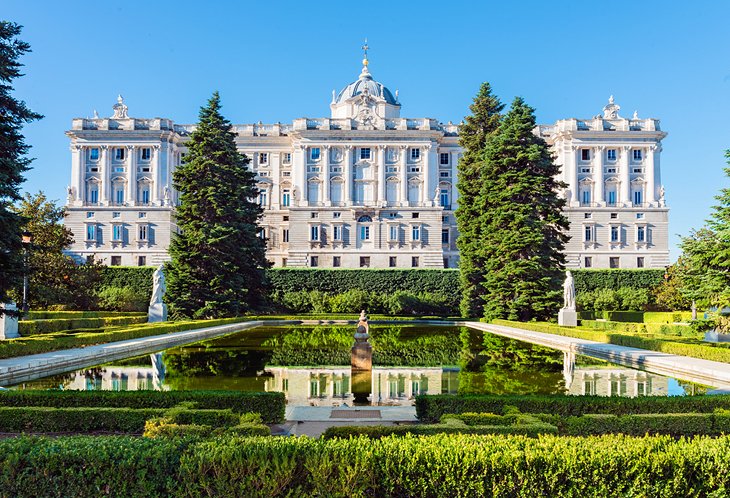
415,393 -> 730,423
593,288 -> 619,311
0,407 -> 161,433
142,418 -> 216,439
25,311 -> 146,320
321,422 -> 557,439
576,290 -> 596,311
225,423 -> 271,436
164,406 -> 240,427
97,286 -> 149,312
329,289 -> 376,313
0,391 -> 285,423
616,287 -> 650,311
18,315 -> 147,336
100,266 -> 154,302
572,269 -> 665,293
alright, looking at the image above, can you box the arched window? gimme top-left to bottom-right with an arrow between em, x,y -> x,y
357,215 -> 372,223
137,180 -> 151,205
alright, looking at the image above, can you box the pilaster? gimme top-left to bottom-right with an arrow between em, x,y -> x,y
323,145 -> 331,206
377,144 -> 386,206
344,145 -> 353,205
126,145 -> 136,205
620,145 -> 631,206
647,145 -> 658,205
101,145 -> 110,205
593,145 -> 605,206
399,145 -> 408,206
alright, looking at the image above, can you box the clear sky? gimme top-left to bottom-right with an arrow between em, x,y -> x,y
4,1 -> 730,260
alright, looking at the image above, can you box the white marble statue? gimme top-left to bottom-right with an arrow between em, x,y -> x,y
149,264 -> 166,306
562,271 -> 576,311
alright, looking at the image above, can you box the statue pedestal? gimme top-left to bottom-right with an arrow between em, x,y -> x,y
351,368 -> 372,404
148,303 -> 168,323
0,303 -> 19,339
558,309 -> 577,327
352,341 -> 372,371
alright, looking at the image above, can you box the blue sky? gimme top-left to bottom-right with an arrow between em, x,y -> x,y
4,1 -> 730,260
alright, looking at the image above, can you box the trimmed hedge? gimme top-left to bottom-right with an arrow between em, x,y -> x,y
0,407 -> 162,433
19,315 -> 147,336
5,434 -> 730,496
415,394 -> 730,423
578,311 -> 693,323
536,412 -> 730,437
572,269 -> 665,293
101,266 -> 154,300
322,422 -> 556,439
580,319 -> 692,336
0,317 -> 249,359
0,391 -> 285,423
26,311 -> 146,320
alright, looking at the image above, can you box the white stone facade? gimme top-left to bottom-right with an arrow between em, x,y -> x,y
64,55 -> 669,269
535,97 -> 670,269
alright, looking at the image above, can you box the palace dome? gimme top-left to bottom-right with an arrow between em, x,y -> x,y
335,66 -> 397,105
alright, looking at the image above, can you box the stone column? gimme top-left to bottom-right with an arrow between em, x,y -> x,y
101,145 -> 110,205
646,145 -> 657,206
450,151 -> 459,207
569,145 -> 579,207
344,145 -> 353,205
152,145 -> 161,205
593,145 -> 604,206
620,145 -> 631,206
399,145 -> 408,206
126,145 -> 136,205
421,145 -> 431,206
377,145 -> 386,206
71,145 -> 83,206
292,144 -> 305,207
323,145 -> 331,206
271,153 -> 281,210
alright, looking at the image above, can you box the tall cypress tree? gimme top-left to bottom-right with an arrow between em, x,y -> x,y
0,22 -> 42,305
455,83 -> 504,317
478,97 -> 569,321
166,92 -> 269,319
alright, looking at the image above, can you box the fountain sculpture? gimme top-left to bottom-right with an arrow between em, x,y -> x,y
351,310 -> 373,403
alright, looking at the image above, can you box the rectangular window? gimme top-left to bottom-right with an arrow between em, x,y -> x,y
360,147 -> 371,160
584,213 -> 592,219
333,212 -> 341,219
637,226 -> 646,242
636,213 -> 644,219
110,256 -> 121,266
637,257 -> 645,268
610,257 -> 620,269
442,216 -> 448,223
389,256 -> 397,268
633,149 -> 643,161
581,190 -> 591,205
606,167 -> 617,174
411,256 -> 420,267
410,148 -> 420,160
333,256 -> 341,267
112,224 -> 123,241
610,212 -> 618,219
580,167 -> 591,173
633,190 -> 643,205
114,166 -> 125,173
90,148 -> 100,161
360,225 -> 370,240
360,256 -> 370,268
115,148 -> 126,161
259,152 -> 268,165
412,225 -> 421,241
440,171 -> 449,178
584,225 -> 593,242
258,227 -> 267,241
86,224 -> 96,241
310,148 -> 320,161
440,189 -> 449,208
581,149 -> 590,161
607,149 -> 616,161
633,168 -> 643,174
283,153 -> 292,164
439,153 -> 449,165
333,225 -> 342,241
282,229 -> 289,243
310,256 -> 318,267
141,187 -> 150,205
311,212 -> 318,219
138,224 -> 148,241
584,256 -> 592,268
389,225 -> 398,241
610,226 -> 620,242
115,188 -> 124,205
441,228 -> 449,244
281,190 -> 290,207
137,256 -> 146,266
258,191 -> 268,207
141,148 -> 151,161
310,225 -> 319,241
138,212 -> 147,218
86,211 -> 94,219
443,257 -> 449,268
412,212 -> 419,219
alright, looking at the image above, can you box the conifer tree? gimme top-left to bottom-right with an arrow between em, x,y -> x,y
0,22 -> 42,305
166,92 -> 269,318
477,97 -> 569,321
455,83 -> 504,317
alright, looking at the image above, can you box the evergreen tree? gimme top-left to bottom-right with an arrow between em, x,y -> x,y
0,22 -> 42,305
679,151 -> 730,309
166,92 -> 269,319
477,97 -> 569,321
455,83 -> 504,317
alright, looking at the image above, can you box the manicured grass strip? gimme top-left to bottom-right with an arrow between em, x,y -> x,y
3,433 -> 730,496
415,393 -> 730,422
0,390 -> 285,423
19,315 -> 148,336
0,317 -> 249,359
493,319 -> 730,364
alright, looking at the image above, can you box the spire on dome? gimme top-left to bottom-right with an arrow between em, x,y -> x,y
360,39 -> 371,79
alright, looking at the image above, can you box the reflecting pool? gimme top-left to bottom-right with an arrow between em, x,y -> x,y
10,325 -> 708,404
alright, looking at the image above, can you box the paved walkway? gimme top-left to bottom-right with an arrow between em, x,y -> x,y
462,321 -> 730,388
284,405 -> 416,437
0,320 -> 290,386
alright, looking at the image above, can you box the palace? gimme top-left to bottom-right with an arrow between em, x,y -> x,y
63,49 -> 669,269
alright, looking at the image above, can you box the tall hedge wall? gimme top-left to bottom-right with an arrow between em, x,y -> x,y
572,269 -> 664,293
98,267 -> 665,302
